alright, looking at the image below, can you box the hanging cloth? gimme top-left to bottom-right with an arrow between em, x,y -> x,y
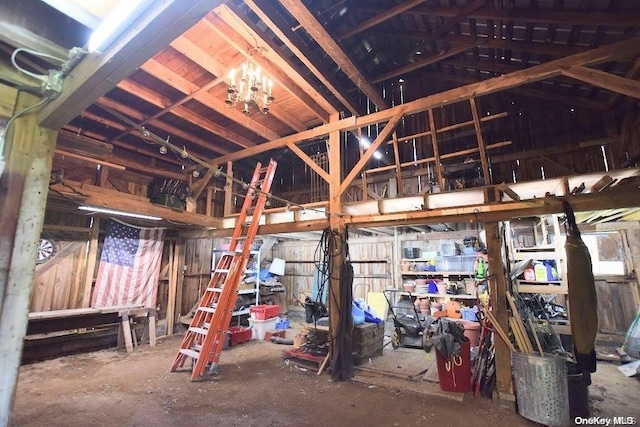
563,201 -> 598,373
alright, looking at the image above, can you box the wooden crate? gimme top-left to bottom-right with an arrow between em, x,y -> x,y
351,322 -> 385,365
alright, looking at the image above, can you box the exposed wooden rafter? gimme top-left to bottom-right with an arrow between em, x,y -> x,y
560,64 -> 640,100
242,0 -> 361,116
337,0 -> 426,41
279,0 -> 389,110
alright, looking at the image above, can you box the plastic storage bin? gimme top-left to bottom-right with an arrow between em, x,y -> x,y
228,326 -> 252,346
275,318 -> 290,329
249,317 -> 278,340
436,257 -> 462,271
250,304 -> 280,320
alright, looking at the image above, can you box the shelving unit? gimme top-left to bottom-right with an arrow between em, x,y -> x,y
400,255 -> 478,304
506,214 -> 568,296
212,249 -> 260,316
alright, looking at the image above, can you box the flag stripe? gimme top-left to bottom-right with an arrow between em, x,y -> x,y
91,219 -> 165,309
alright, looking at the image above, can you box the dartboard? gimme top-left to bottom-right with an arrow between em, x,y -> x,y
37,238 -> 57,264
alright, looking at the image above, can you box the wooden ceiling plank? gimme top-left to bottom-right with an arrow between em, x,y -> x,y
206,8 -> 331,122
561,65 -> 640,100
243,0 -> 360,116
278,0 -> 389,110
39,0 -> 224,129
285,142 -> 330,183
372,42 -> 476,83
339,108 -> 406,195
338,0 -> 426,41
140,59 -> 279,141
170,37 -> 308,133
211,35 -> 640,164
0,21 -> 68,65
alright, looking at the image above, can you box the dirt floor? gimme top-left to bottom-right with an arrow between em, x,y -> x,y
10,316 -> 640,427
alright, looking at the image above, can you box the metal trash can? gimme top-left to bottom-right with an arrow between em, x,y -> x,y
512,352 -> 569,426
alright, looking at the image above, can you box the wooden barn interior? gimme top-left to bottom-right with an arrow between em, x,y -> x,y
1,0 -> 640,425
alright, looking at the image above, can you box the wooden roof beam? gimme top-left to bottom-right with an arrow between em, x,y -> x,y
426,70 -> 605,111
206,8 -> 332,122
606,57 -> 640,109
278,0 -> 389,110
337,0 -> 426,41
209,35 -> 640,164
242,0 -> 360,116
560,65 -> 640,100
39,0 -> 223,129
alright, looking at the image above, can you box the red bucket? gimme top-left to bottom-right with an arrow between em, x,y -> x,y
435,341 -> 472,393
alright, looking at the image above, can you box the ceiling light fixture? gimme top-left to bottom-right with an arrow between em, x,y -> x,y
225,48 -> 275,115
79,205 -> 162,221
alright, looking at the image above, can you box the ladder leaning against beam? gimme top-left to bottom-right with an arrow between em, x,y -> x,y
170,159 -> 277,380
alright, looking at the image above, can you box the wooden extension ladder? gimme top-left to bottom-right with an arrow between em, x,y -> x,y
170,159 -> 277,380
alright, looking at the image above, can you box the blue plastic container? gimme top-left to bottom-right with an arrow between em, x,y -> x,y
275,319 -> 290,329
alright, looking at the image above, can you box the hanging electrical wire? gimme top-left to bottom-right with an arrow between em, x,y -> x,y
10,47 -> 66,81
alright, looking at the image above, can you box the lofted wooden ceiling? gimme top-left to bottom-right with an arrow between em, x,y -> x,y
1,0 -> 640,223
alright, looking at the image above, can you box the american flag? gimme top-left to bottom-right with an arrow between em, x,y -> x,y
91,219 -> 165,308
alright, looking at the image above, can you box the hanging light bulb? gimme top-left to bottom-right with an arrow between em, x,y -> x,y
213,168 -> 221,177
159,145 -> 167,155
180,146 -> 188,158
192,170 -> 200,178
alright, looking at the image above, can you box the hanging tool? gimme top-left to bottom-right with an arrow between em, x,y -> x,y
170,160 -> 277,380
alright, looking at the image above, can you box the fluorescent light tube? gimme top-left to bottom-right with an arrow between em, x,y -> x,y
88,0 -> 155,52
79,205 -> 162,221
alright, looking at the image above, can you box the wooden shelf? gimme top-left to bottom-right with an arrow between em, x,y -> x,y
401,271 -> 474,276
399,292 -> 476,299
515,284 -> 568,294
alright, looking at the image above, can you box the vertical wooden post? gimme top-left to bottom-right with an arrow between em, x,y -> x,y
205,187 -> 213,216
0,91 -> 57,426
81,218 -> 100,308
470,98 -> 491,185
174,239 -> 185,324
391,132 -> 403,197
356,129 -> 368,201
327,113 -> 345,364
224,161 -> 234,216
166,239 -> 176,336
485,221 -> 514,401
428,109 -> 444,189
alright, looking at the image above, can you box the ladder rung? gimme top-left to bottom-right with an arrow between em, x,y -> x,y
198,306 -> 216,313
214,269 -> 230,273
179,349 -> 200,359
189,327 -> 208,335
207,287 -> 223,292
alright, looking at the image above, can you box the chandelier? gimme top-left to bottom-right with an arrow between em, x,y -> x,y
225,48 -> 275,115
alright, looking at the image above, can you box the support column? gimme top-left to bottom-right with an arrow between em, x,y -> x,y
223,161 -> 234,216
0,91 -> 58,426
485,221 -> 514,402
327,113 -> 345,370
